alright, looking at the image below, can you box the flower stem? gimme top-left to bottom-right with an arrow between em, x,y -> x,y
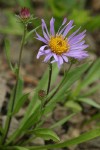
47,62 -> 52,95
2,24 -> 27,144
45,62 -> 73,105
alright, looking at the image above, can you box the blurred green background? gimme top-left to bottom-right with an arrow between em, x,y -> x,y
0,0 -> 100,33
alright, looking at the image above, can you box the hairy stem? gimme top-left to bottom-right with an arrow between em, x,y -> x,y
2,24 -> 27,144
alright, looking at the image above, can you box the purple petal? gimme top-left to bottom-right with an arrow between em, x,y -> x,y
37,52 -> 44,59
39,45 -> 48,52
50,17 -> 55,36
68,27 -> 81,41
44,49 -> 51,54
37,45 -> 47,59
62,55 -> 68,62
52,53 -> 59,61
44,53 -> 52,62
74,40 -> 85,46
42,28 -> 50,41
62,18 -> 67,25
42,19 -> 50,37
36,32 -> 48,44
37,51 -> 44,59
63,20 -> 74,37
51,59 -> 57,63
57,56 -> 64,68
69,30 -> 86,45
66,50 -> 88,59
70,44 -> 89,50
58,20 -> 74,36
57,18 -> 67,34
70,40 -> 85,48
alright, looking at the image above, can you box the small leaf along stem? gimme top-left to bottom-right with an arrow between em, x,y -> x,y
47,61 -> 52,95
2,24 -> 27,144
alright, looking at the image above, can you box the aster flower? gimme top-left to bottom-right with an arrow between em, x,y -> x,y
36,18 -> 89,68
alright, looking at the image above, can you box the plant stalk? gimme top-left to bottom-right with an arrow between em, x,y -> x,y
2,24 -> 27,144
45,62 -> 72,105
47,62 -> 52,95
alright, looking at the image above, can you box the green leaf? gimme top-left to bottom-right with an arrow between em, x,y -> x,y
14,146 -> 29,150
7,86 -> 16,115
27,128 -> 100,149
33,128 -> 60,142
80,84 -> 100,97
6,63 -> 66,143
65,101 -> 82,112
0,127 -> 4,137
25,26 -> 40,43
7,103 -> 41,144
81,59 -> 100,88
78,98 -> 100,109
44,63 -> 90,114
4,39 -> 14,71
13,93 -> 29,114
22,106 -> 41,130
50,113 -> 76,129
23,63 -> 59,119
15,77 -> 24,104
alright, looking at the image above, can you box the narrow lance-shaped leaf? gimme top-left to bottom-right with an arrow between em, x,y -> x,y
14,146 -> 29,150
15,77 -> 24,104
23,63 -> 59,119
4,39 -> 14,71
78,98 -> 100,109
44,63 -> 90,114
26,128 -> 100,149
81,59 -> 100,88
65,101 -> 82,112
6,103 -> 41,144
81,84 -> 100,97
25,26 -> 40,43
13,93 -> 29,114
32,128 -> 60,142
50,113 -> 76,129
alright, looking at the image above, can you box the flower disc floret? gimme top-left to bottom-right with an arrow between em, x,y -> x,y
49,36 -> 69,55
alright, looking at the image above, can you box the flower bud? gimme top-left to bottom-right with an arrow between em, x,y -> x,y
20,7 -> 30,20
38,90 -> 46,100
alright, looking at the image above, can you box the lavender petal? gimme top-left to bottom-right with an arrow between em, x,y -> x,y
50,17 -> 55,36
42,19 -> 50,37
36,32 -> 48,44
44,53 -> 52,62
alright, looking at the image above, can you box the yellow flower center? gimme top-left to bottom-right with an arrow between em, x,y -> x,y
49,36 -> 69,55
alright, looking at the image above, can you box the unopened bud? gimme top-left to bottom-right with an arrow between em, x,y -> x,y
38,90 -> 46,100
20,7 -> 30,20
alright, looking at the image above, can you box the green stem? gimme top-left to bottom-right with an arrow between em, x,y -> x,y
2,24 -> 27,144
45,62 -> 72,105
47,62 -> 52,95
